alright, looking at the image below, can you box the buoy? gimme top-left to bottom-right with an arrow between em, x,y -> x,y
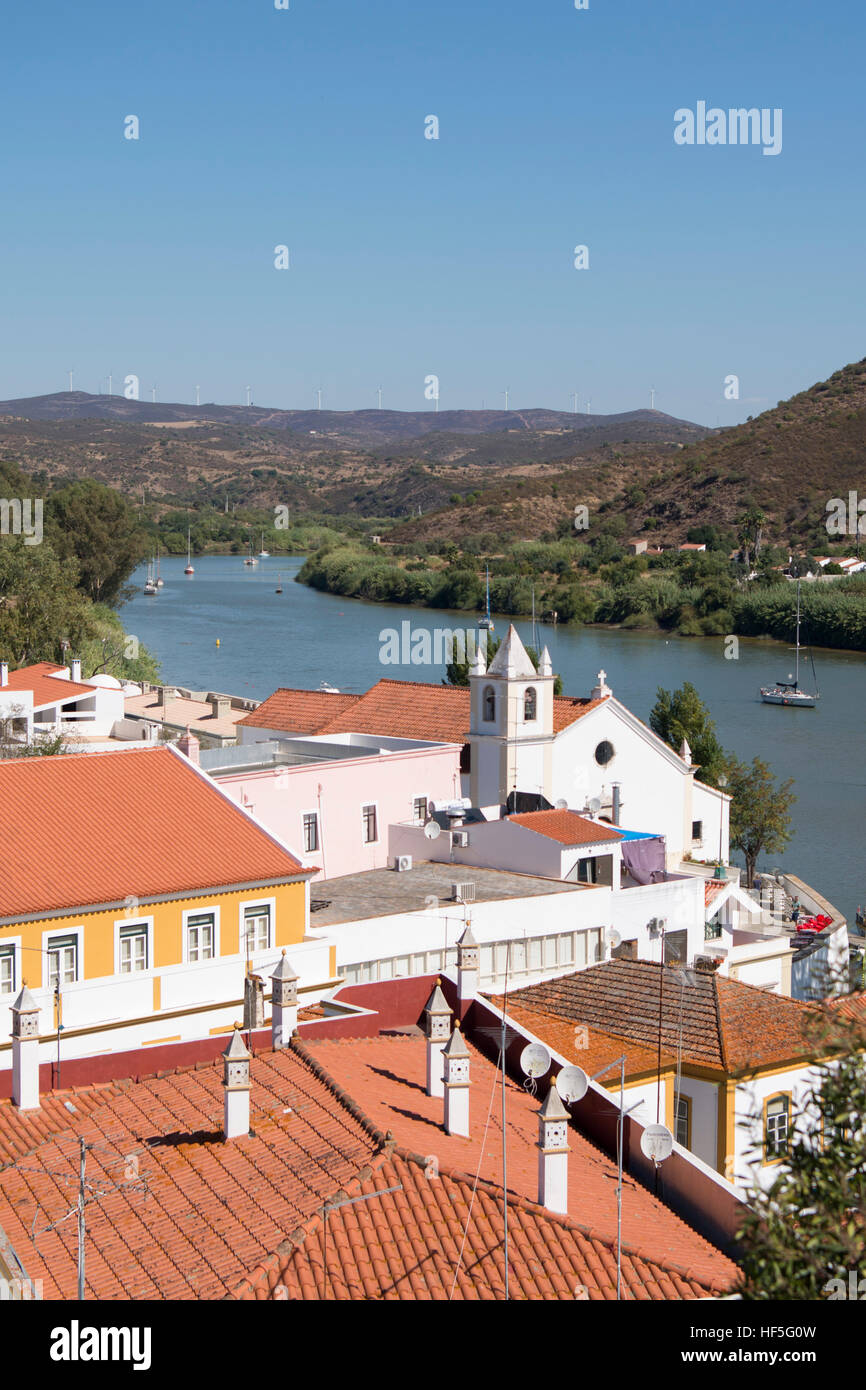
216,638 -> 220,647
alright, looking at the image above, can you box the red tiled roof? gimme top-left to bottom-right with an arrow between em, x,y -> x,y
238,688 -> 358,734
507,809 -> 624,846
501,960 -> 821,1074
0,745 -> 308,919
239,678 -> 603,744
297,1033 -> 738,1289
232,1150 -> 733,1301
489,999 -> 676,1076
829,991 -> 866,1027
0,1081 -> 127,1168
705,880 -> 727,908
2,662 -> 95,708
0,1047 -> 380,1300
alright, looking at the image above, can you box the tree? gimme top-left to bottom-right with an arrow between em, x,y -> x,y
649,682 -> 728,787
727,754 -> 796,887
737,1005 -> 866,1299
737,507 -> 767,569
444,634 -> 563,694
0,539 -> 95,665
46,479 -> 148,606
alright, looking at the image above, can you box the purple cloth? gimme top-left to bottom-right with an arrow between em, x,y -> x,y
620,836 -> 667,885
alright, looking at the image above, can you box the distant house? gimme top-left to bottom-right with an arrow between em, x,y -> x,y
678,542 -> 707,552
0,660 -> 125,744
626,538 -> 648,555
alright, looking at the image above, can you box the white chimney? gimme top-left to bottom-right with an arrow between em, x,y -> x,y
537,1082 -> 570,1214
177,727 -> 200,766
0,661 -> 8,687
222,1025 -> 251,1139
270,950 -> 299,1049
679,737 -> 692,765
456,924 -> 479,1004
424,980 -> 452,1098
442,1025 -> 470,1137
11,987 -> 41,1111
70,657 -> 82,683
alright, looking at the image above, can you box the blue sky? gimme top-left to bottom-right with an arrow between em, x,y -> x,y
1,0 -> 863,425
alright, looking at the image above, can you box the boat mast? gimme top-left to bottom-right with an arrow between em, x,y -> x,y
795,579 -> 801,685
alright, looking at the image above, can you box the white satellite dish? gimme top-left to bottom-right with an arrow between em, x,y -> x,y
554,798 -> 568,810
555,1065 -> 588,1104
588,796 -> 602,815
424,821 -> 442,840
606,928 -> 622,950
640,1123 -> 674,1164
519,1042 -> 552,1079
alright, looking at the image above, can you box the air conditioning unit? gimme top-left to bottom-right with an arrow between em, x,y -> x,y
452,830 -> 470,848
648,916 -> 667,937
394,855 -> 413,872
452,881 -> 476,903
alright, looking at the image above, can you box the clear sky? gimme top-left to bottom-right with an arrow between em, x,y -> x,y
1,0 -> 863,425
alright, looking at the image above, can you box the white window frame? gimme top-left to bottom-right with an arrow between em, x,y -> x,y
239,895 -> 275,957
301,808 -> 319,854
43,926 -> 83,990
113,915 -> 154,976
412,795 -> 428,825
361,801 -> 379,845
182,905 -> 220,964
0,937 -> 21,996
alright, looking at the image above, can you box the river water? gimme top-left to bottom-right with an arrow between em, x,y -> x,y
125,556 -> 866,925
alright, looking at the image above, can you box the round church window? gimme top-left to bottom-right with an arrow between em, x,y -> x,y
594,739 -> 615,766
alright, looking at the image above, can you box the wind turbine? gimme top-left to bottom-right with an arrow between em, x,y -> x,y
570,391 -> 578,413
151,385 -> 157,403
650,387 -> 656,410
503,388 -> 510,411
586,400 -> 591,414
377,386 -> 383,409
245,386 -> 252,407
108,373 -> 113,396
315,387 -> 323,410
67,370 -> 74,393
195,385 -> 201,406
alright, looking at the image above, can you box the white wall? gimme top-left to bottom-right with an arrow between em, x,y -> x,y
733,1062 -> 821,1193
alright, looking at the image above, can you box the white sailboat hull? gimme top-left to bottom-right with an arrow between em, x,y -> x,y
760,688 -> 817,707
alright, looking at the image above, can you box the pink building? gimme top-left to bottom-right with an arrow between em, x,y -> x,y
197,733 -> 462,880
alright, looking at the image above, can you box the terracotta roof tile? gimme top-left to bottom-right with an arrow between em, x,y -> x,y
487,999 -> 676,1076
2,662 -> 96,708
506,809 -> 624,846
0,745 -> 307,919
238,679 -> 603,745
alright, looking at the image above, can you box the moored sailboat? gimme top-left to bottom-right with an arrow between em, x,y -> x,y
760,579 -> 818,707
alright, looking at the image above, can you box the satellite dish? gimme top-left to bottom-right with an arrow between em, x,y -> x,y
424,821 -> 442,840
640,1123 -> 674,1164
555,1065 -> 588,1104
519,1042 -> 552,1079
606,928 -> 622,951
588,796 -> 602,815
554,798 -> 568,810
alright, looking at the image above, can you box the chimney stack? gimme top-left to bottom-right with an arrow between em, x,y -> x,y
537,1082 -> 570,1214
222,1025 -> 251,1139
70,657 -> 82,683
442,1024 -> 470,1137
177,727 -> 200,765
424,981 -> 452,1098
270,951 -> 299,1048
456,924 -> 479,1005
11,987 -> 41,1111
0,661 -> 8,687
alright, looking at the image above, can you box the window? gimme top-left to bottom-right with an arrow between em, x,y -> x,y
244,905 -> 271,953
187,913 -> 215,963
303,812 -> 319,853
674,1094 -> 691,1148
524,686 -> 537,721
594,740 -> 615,766
577,856 -> 597,884
119,924 -> 148,973
413,796 -> 428,824
764,1094 -> 790,1161
0,945 -> 15,995
47,935 -> 78,989
691,820 -> 703,843
482,685 -> 496,722
362,804 -> 378,843
705,919 -> 722,941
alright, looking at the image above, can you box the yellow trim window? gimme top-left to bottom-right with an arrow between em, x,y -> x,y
244,906 -> 271,953
48,935 -> 78,989
764,1093 -> 791,1161
119,924 -> 148,973
674,1093 -> 691,1149
187,913 -> 215,962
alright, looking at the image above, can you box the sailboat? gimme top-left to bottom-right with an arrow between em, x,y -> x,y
478,565 -> 494,632
275,573 -> 283,594
184,527 -> 194,575
155,541 -> 164,587
244,540 -> 257,567
760,579 -> 818,707
258,531 -> 270,558
143,560 -> 158,596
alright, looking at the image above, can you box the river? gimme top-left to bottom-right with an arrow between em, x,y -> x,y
125,556 -> 866,926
